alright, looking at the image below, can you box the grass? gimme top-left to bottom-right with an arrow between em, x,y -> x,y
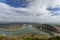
0,33 -> 60,40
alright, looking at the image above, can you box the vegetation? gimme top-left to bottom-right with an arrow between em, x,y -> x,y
0,33 -> 60,40
48,36 -> 60,40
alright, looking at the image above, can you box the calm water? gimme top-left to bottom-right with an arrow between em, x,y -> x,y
0,26 -> 55,37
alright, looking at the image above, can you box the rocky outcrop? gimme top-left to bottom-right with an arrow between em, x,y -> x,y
34,24 -> 60,34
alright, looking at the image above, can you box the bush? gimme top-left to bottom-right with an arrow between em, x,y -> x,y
0,34 -> 6,40
23,38 -> 39,40
48,36 -> 60,40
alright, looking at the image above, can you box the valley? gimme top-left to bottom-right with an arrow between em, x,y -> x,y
0,22 -> 60,39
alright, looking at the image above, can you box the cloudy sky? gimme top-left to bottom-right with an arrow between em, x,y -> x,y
0,0 -> 60,24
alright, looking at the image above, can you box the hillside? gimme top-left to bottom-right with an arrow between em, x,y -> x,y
33,24 -> 60,36
0,23 -> 60,36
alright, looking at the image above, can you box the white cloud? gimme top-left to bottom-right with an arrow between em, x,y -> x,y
0,0 -> 60,24
27,0 -> 60,23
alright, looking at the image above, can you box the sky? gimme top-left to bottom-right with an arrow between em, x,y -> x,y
0,0 -> 60,24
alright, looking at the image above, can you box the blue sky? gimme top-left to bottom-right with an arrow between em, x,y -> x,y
0,0 -> 29,8
0,0 -> 60,24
